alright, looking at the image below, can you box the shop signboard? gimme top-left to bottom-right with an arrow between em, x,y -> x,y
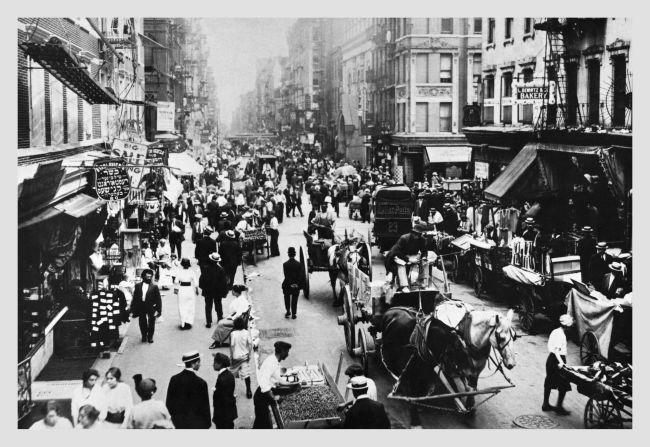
515,82 -> 556,105
474,161 -> 489,180
156,101 -> 175,132
94,159 -> 130,201
145,144 -> 168,175
112,139 -> 149,189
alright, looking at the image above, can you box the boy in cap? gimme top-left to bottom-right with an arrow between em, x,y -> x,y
253,341 -> 292,429
343,377 -> 391,429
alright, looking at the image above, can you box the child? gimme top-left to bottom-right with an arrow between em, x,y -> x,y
229,317 -> 253,399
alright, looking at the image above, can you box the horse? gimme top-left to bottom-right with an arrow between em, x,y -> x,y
380,303 -> 516,410
328,231 -> 372,305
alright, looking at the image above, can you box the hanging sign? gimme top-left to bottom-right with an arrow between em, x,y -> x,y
156,101 -> 175,132
112,139 -> 150,189
144,199 -> 160,214
94,159 -> 130,201
145,144 -> 169,175
474,161 -> 489,180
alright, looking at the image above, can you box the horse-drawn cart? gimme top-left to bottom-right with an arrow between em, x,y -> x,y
565,287 -> 632,366
337,256 -> 517,415
240,228 -> 269,265
560,362 -> 632,428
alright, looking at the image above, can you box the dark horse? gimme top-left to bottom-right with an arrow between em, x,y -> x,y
379,299 -> 516,411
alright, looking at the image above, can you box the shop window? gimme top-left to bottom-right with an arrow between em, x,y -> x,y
440,54 -> 452,84
441,18 -> 453,34
440,102 -> 452,132
474,18 -> 482,34
483,105 -> 494,124
416,102 -> 428,132
502,105 -> 512,124
524,18 -> 533,34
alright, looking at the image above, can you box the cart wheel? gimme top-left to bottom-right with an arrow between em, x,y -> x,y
364,242 -> 373,281
472,268 -> 483,297
299,247 -> 310,300
342,286 -> 356,355
580,331 -> 601,366
356,327 -> 373,377
447,254 -> 459,284
367,228 -> 373,247
584,398 -> 623,428
517,292 -> 535,333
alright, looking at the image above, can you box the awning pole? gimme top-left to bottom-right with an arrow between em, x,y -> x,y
86,19 -> 124,64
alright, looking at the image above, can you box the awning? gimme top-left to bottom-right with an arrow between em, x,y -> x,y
19,193 -> 103,229
484,143 -> 539,201
164,173 -> 184,204
168,152 -> 203,175
535,143 -> 601,155
424,146 -> 472,164
138,32 -> 167,49
19,39 -> 120,105
54,193 -> 104,218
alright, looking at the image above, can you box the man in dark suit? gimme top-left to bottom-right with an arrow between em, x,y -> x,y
282,247 -> 303,319
218,230 -> 242,288
199,253 -> 230,328
212,353 -> 237,429
169,217 -> 185,259
195,228 -> 217,273
577,226 -> 597,283
130,269 -> 161,343
588,242 -> 613,287
166,351 -> 211,429
174,198 -> 189,224
343,377 -> 391,429
599,262 -> 629,298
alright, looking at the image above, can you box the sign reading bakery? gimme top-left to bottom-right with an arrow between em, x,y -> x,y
94,159 -> 130,201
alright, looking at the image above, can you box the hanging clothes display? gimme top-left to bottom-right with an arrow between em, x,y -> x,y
89,289 -> 121,350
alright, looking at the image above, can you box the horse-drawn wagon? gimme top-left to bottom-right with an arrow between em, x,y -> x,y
299,229 -> 372,301
239,227 -> 269,265
372,185 -> 414,252
337,255 -> 517,414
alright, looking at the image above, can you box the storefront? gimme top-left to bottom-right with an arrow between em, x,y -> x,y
424,146 -> 473,179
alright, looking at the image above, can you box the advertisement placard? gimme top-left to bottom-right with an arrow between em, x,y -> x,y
112,139 -> 150,189
156,101 -> 175,132
94,159 -> 130,201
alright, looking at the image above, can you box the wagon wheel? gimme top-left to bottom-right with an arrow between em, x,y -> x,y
517,290 -> 535,333
580,331 -> 601,365
472,268 -> 484,297
584,398 -> 623,428
342,286 -> 356,355
367,228 -> 373,247
447,254 -> 459,284
299,247 -> 310,299
355,326 -> 374,377
364,242 -> 373,281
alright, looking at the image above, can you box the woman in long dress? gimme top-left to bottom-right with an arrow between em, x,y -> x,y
174,258 -> 199,330
209,284 -> 251,348
101,367 -> 134,429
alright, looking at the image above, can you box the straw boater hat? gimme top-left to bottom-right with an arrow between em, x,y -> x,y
346,376 -> 369,391
609,262 -> 624,273
525,217 -> 535,224
225,230 -> 236,239
596,242 -> 608,250
220,211 -> 229,218
209,253 -> 221,262
176,350 -> 202,367
559,314 -> 574,327
582,226 -> 593,233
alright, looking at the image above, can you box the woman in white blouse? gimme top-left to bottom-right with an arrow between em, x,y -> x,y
210,284 -> 251,349
71,369 -> 105,426
542,314 -> 574,415
101,367 -> 134,429
267,211 -> 280,257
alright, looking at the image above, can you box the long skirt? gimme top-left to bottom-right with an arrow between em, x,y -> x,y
212,318 -> 234,342
177,286 -> 196,326
544,353 -> 572,392
230,354 -> 251,379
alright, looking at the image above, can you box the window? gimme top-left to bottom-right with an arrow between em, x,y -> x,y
403,56 -> 408,83
519,68 -> 534,124
524,18 -> 533,34
587,59 -> 600,124
565,64 -> 578,125
502,105 -> 512,124
440,54 -> 452,84
416,103 -> 428,132
612,55 -> 627,127
441,18 -> 453,34
439,102 -> 452,132
483,106 -> 494,124
502,72 -> 513,97
474,18 -> 482,34
473,54 -> 482,83
400,103 -> 406,131
488,19 -> 495,44
484,75 -> 494,99
505,18 -> 513,39
416,54 -> 428,83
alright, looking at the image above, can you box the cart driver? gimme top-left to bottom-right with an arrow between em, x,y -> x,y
310,202 -> 337,244
385,223 -> 429,292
